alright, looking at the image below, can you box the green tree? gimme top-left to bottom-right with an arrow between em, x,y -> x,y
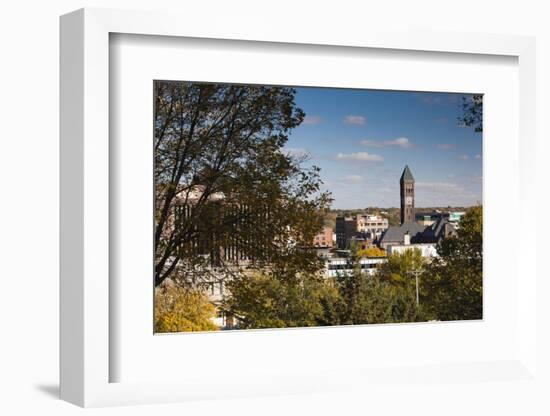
377,249 -> 427,321
378,248 -> 425,287
334,271 -> 388,325
333,248 -> 424,325
155,285 -> 219,333
224,273 -> 341,329
333,270 -> 422,325
422,206 -> 483,321
154,81 -> 331,287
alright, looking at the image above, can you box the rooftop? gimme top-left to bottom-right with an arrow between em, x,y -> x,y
400,165 -> 414,182
379,217 -> 456,246
379,221 -> 425,244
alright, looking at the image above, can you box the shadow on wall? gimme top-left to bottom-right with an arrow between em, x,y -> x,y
34,384 -> 59,399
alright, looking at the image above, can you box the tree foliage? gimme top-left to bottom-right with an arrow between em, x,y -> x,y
154,81 -> 331,287
378,248 -> 425,286
422,206 -> 483,321
459,94 -> 483,132
226,269 -> 424,328
155,285 -> 219,333
333,270 -> 422,325
357,246 -> 386,258
224,273 -> 340,329
342,249 -> 425,324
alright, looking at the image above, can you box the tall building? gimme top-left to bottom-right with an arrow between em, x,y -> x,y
400,165 -> 415,224
335,216 -> 357,249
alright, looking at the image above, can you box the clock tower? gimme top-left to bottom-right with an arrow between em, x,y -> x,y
400,165 -> 415,224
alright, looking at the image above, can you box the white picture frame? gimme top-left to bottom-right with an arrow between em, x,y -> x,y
60,7 -> 538,408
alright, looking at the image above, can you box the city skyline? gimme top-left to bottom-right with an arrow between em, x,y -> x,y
153,81 -> 483,332
285,87 -> 482,209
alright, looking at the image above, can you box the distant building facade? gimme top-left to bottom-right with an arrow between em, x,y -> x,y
336,214 -> 388,249
325,256 -> 387,277
416,211 -> 442,226
335,216 -> 357,249
313,226 -> 334,248
386,230 -> 439,258
387,243 -> 438,258
448,211 -> 465,226
356,214 -> 389,238
416,210 -> 466,226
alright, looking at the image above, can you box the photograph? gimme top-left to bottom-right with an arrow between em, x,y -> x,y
153,81 -> 483,333
2,0 -> 543,412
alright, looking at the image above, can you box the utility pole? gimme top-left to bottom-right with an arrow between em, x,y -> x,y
411,268 -> 422,306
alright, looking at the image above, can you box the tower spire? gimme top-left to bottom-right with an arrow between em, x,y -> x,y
400,165 -> 415,224
400,165 -> 415,182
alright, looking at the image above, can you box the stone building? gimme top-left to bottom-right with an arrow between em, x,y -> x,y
379,165 -> 457,255
400,165 -> 415,224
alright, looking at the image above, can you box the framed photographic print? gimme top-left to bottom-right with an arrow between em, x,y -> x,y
60,8 -> 538,408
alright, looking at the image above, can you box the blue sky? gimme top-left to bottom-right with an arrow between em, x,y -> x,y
285,87 -> 483,209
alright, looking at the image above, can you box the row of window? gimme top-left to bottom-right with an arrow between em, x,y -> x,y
328,263 -> 379,270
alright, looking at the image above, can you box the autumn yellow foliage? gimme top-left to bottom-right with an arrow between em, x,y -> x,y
155,284 -> 219,333
357,246 -> 387,258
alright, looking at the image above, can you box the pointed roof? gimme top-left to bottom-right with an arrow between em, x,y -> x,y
400,165 -> 414,182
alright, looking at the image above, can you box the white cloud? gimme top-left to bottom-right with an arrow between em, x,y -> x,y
458,154 -> 469,160
475,154 -> 481,159
343,115 -> 366,125
335,152 -> 383,162
344,174 -> 363,183
436,143 -> 455,150
303,115 -> 322,125
361,137 -> 413,149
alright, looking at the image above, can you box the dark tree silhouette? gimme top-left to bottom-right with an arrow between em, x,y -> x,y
459,94 -> 483,132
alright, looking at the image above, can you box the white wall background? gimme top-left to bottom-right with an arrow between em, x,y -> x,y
0,1 -> 548,414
